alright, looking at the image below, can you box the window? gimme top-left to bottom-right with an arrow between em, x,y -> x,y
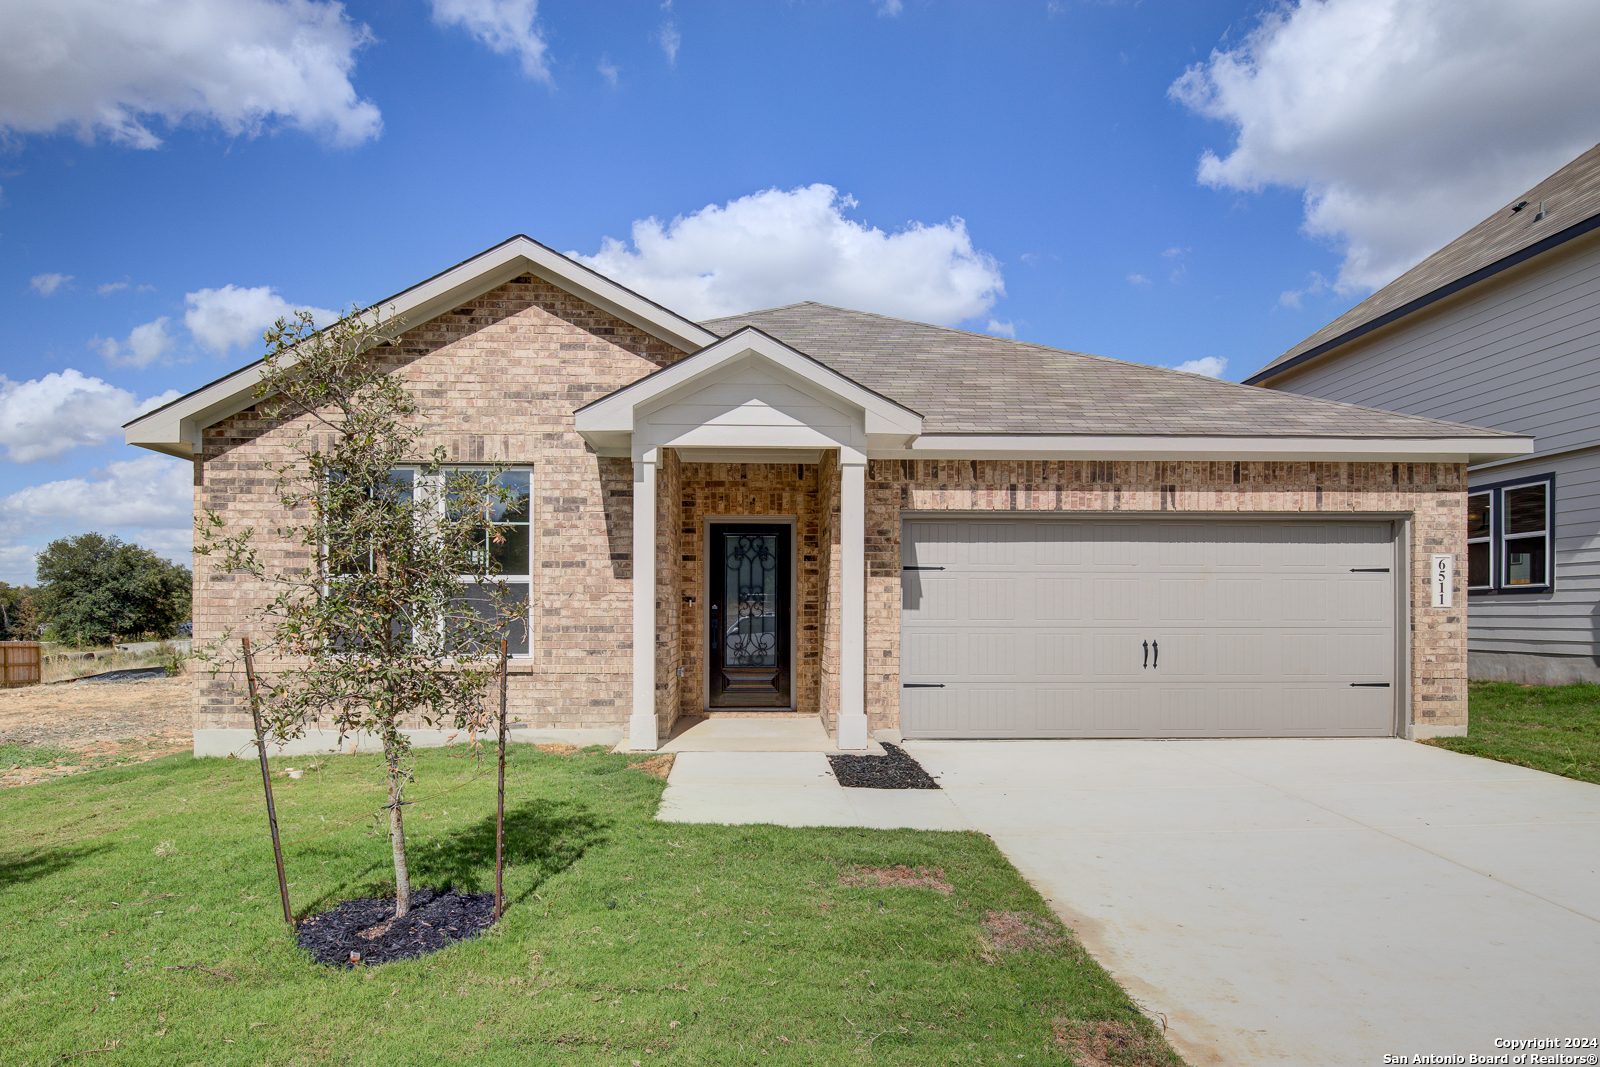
447,468 -> 532,655
1466,473 -> 1554,594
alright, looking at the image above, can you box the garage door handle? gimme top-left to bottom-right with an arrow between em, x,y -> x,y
903,682 -> 945,688
1152,640 -> 1158,668
1142,640 -> 1148,669
1350,682 -> 1391,687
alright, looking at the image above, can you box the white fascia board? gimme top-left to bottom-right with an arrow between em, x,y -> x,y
125,235 -> 720,458
887,434 -> 1535,465
575,327 -> 922,443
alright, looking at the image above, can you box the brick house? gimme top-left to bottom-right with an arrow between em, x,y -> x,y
125,237 -> 1531,754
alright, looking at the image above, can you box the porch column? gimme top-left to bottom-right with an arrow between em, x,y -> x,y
838,449 -> 869,749
630,448 -> 659,751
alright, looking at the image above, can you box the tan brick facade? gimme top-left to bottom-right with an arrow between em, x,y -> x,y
192,281 -> 1468,742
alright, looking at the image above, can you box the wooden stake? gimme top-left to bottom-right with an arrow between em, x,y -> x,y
495,636 -> 508,921
243,636 -> 294,928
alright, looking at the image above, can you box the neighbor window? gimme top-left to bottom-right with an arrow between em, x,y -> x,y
1466,474 -> 1554,594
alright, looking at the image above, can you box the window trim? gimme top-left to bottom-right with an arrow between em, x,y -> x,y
1466,471 -> 1555,596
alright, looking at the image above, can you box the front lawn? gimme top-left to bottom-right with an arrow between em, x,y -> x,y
0,745 -> 1181,1066
1423,681 -> 1600,784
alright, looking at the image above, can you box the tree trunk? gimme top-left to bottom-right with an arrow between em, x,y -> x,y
385,743 -> 412,918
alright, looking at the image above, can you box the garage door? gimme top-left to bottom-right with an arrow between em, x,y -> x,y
900,517 -> 1397,739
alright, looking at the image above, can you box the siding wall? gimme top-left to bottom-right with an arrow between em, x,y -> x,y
1266,231 -> 1600,670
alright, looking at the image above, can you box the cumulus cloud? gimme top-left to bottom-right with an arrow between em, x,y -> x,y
4,454 -> 193,531
30,272 -> 72,295
876,0 -> 904,15
0,370 -> 178,463
573,184 -> 1005,324
987,319 -> 1016,338
93,317 -> 177,369
1126,273 -> 1151,287
184,285 -> 339,358
0,0 -> 382,149
429,0 -> 550,82
1169,356 -> 1228,378
1170,0 -> 1600,292
597,56 -> 619,87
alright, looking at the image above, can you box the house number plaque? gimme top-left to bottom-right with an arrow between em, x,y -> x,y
1431,554 -> 1454,608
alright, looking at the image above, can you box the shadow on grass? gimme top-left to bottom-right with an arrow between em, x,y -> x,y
410,798 -> 611,900
0,844 -> 112,891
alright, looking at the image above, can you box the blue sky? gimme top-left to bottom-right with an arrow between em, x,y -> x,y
3,0 -> 1598,584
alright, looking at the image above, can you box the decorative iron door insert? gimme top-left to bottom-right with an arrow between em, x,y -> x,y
708,523 -> 792,708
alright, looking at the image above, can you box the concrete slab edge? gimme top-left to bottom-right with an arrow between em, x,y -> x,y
1408,723 -> 1469,740
193,726 -> 624,758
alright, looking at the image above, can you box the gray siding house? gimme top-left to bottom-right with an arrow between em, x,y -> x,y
1249,143 -> 1600,685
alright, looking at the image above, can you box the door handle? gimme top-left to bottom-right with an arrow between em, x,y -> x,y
710,604 -> 719,652
1152,640 -> 1158,669
1142,640 -> 1148,669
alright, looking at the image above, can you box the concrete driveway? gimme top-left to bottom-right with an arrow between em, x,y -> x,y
904,738 -> 1600,1067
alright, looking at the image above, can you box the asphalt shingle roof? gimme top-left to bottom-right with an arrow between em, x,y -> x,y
1251,142 -> 1600,383
699,302 -> 1519,439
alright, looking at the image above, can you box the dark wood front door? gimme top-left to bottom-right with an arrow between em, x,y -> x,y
708,523 -> 791,708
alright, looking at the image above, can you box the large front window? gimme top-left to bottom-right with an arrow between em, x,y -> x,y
1467,473 -> 1554,595
447,468 -> 532,655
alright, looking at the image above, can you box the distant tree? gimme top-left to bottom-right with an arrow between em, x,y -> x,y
0,582 -> 34,641
198,306 -> 518,919
33,535 -> 191,647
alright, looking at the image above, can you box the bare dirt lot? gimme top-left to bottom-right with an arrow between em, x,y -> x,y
0,676 -> 190,787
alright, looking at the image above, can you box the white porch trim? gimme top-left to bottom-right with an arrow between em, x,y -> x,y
837,450 -> 869,750
630,449 -> 659,752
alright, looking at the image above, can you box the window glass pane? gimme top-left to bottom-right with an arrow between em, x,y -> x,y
491,471 -> 530,523
490,524 -> 530,576
1466,493 -> 1491,538
1503,536 -> 1546,587
1467,541 -> 1491,588
1504,483 -> 1547,535
453,582 -> 529,655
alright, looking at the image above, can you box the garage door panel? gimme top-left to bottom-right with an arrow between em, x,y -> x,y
900,517 -> 1396,739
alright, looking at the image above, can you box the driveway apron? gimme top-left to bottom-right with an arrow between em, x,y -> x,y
905,738 -> 1600,1067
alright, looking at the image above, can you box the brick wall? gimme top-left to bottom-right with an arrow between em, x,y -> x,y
192,276 -> 688,734
862,459 -> 1468,732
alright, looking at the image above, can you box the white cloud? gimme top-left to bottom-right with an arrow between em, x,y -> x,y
986,319 -> 1016,338
97,281 -> 128,295
597,56 -> 619,87
657,21 -> 681,65
0,0 -> 381,149
30,272 -> 72,295
572,184 -> 1005,324
876,0 -> 905,15
4,454 -> 193,531
0,369 -> 178,463
183,285 -> 339,358
1126,273 -> 1151,286
1171,0 -> 1600,292
429,0 -> 550,82
1170,356 -> 1228,378
1278,271 -> 1331,309
0,543 -> 40,585
94,316 -> 177,369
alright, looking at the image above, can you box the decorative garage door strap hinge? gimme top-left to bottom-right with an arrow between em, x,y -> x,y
902,682 -> 946,688
901,565 -> 945,570
1350,682 -> 1391,687
1350,567 -> 1390,572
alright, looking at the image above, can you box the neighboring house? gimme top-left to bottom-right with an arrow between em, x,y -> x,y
126,236 -> 1529,754
1247,143 -> 1600,686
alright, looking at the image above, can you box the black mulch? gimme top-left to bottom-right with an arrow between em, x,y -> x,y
296,888 -> 496,967
827,742 -> 940,790
74,667 -> 169,684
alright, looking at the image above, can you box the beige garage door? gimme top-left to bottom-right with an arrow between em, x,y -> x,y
899,517 -> 1398,739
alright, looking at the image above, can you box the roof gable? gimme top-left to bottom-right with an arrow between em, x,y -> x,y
124,236 -> 719,458
1248,142 -> 1600,385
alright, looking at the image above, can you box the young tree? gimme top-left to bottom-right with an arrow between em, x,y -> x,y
199,307 -> 520,918
32,535 -> 190,646
0,582 -> 34,641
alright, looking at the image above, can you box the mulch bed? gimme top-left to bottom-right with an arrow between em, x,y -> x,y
826,742 -> 939,789
296,888 -> 496,967
72,668 -> 170,684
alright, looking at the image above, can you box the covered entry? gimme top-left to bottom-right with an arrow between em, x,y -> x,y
899,516 -> 1400,739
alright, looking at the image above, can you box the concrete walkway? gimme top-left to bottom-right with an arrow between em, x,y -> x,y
905,739 -> 1600,1066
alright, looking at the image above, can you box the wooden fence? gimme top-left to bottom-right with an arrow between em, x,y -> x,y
1,641 -> 42,688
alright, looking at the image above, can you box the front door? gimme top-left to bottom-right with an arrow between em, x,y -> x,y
708,523 -> 791,708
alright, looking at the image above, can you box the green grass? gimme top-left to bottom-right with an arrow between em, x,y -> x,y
0,742 -> 78,769
1423,681 -> 1600,784
0,746 -> 1180,1067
